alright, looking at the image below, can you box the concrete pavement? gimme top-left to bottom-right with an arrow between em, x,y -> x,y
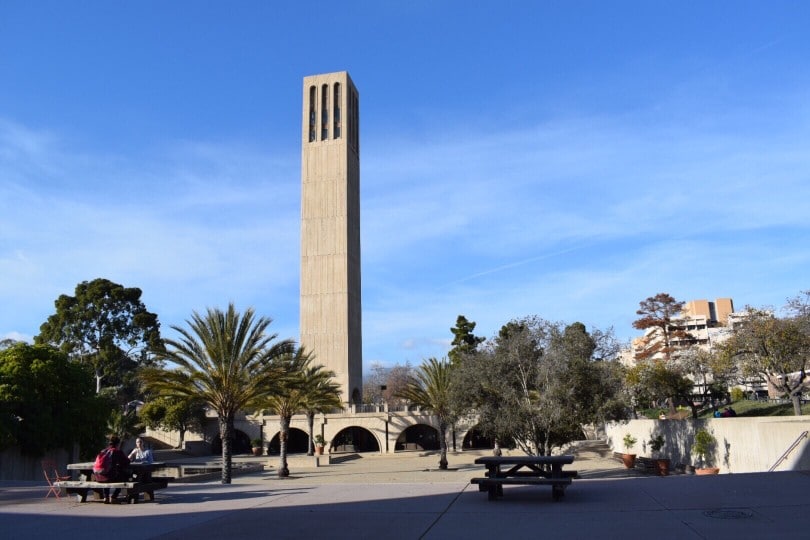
2,447 -> 809,539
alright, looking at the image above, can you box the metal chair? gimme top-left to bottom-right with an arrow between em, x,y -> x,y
42,459 -> 71,499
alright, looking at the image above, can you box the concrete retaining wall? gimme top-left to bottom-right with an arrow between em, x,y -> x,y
605,417 -> 810,473
0,446 -> 75,481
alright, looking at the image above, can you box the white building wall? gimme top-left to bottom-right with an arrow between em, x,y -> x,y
605,417 -> 810,473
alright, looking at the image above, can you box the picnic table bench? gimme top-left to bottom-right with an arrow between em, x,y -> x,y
53,478 -> 170,503
471,455 -> 576,501
55,461 -> 172,503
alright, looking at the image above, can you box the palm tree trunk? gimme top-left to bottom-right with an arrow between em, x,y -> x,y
438,421 -> 448,470
278,415 -> 290,477
306,411 -> 315,456
219,413 -> 233,484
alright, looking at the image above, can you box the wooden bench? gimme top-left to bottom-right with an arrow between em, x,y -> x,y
54,478 -> 171,503
471,476 -> 573,501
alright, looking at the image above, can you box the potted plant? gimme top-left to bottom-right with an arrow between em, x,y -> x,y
313,434 -> 326,456
648,434 -> 670,476
692,428 -> 719,475
621,433 -> 637,469
251,438 -> 264,456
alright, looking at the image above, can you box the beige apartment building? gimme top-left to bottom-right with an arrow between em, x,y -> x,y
622,298 -> 738,367
300,71 -> 363,405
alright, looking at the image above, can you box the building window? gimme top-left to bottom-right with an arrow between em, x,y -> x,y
333,83 -> 341,139
349,90 -> 359,153
321,84 -> 329,141
308,86 -> 316,142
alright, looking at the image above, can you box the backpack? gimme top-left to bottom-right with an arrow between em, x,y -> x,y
93,448 -> 114,480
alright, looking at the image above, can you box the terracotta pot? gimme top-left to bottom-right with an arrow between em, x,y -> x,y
622,454 -> 636,469
656,458 -> 670,476
252,447 -> 263,456
696,467 -> 720,475
314,445 -> 324,456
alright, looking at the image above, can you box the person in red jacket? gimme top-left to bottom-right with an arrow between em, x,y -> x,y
93,435 -> 131,504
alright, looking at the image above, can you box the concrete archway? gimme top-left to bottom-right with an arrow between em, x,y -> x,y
267,427 -> 309,455
461,425 -> 495,450
396,424 -> 439,451
211,428 -> 251,456
330,426 -> 380,453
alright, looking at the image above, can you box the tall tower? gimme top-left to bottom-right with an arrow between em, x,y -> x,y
300,71 -> 362,405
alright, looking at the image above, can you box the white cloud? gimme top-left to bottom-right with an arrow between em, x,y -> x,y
3,86 -> 809,369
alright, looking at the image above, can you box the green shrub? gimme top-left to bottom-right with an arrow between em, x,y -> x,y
623,433 -> 637,452
730,387 -> 745,402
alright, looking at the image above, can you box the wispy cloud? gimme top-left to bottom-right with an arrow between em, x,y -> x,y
1,120 -> 301,342
3,85 -> 809,367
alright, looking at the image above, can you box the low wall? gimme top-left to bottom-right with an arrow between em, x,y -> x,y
605,417 -> 810,473
0,446 -> 76,481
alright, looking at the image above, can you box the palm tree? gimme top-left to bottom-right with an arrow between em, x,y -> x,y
140,303 -> 292,484
396,357 -> 456,470
300,363 -> 343,456
261,347 -> 311,477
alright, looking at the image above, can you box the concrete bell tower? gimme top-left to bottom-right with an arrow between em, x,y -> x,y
300,71 -> 362,405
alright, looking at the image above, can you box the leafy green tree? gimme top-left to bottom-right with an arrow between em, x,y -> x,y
107,407 -> 143,443
551,322 -> 629,425
632,293 -> 688,362
625,360 -> 695,416
724,305 -> 810,415
0,343 -> 108,456
139,396 -> 208,449
35,278 -> 163,400
680,347 -> 739,407
448,315 -> 485,365
454,318 -> 627,455
396,357 -> 457,469
140,304 -> 293,484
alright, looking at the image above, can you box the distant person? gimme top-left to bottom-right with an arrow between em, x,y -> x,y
93,435 -> 130,504
713,410 -> 722,418
725,406 -> 737,417
658,411 -> 667,420
128,437 -> 154,464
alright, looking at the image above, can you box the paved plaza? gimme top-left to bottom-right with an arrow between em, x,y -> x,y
2,448 -> 810,539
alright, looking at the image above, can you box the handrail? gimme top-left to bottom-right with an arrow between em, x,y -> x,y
768,431 -> 809,472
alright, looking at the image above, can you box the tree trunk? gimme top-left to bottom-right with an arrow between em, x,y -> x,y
306,411 -> 315,456
219,413 -> 233,484
438,421 -> 448,470
792,393 -> 803,416
278,415 -> 290,477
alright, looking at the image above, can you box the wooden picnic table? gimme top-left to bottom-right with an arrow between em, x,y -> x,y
471,455 -> 576,501
57,461 -> 170,503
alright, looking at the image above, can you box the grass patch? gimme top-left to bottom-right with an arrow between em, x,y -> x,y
698,400 -> 810,418
640,400 -> 810,419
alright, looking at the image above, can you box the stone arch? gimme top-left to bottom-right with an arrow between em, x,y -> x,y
267,427 -> 309,455
330,426 -> 380,453
211,428 -> 251,456
395,424 -> 439,451
461,425 -> 496,450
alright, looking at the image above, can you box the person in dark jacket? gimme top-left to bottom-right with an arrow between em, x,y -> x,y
94,435 -> 131,503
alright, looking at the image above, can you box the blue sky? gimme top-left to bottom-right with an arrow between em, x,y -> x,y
2,1 -> 808,370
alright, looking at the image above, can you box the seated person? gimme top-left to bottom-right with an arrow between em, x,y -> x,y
93,435 -> 130,504
128,437 -> 154,464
